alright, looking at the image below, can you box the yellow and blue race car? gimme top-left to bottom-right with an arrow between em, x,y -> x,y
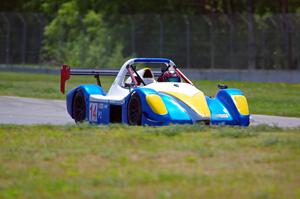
60,58 -> 250,126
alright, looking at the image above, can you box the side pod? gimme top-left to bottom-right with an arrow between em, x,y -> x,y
130,88 -> 195,125
130,88 -> 171,126
212,88 -> 250,126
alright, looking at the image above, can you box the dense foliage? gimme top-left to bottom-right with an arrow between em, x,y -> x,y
42,1 -> 125,67
2,0 -> 300,15
1,0 -> 300,67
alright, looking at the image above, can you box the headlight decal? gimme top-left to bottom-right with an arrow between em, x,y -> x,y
146,94 -> 168,115
233,95 -> 249,115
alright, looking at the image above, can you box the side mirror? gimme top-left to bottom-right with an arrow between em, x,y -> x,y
217,84 -> 228,89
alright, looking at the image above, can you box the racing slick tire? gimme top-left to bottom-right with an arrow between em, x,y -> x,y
73,90 -> 86,123
127,92 -> 142,125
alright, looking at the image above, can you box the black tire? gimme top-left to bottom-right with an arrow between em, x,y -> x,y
127,92 -> 142,125
72,91 -> 86,123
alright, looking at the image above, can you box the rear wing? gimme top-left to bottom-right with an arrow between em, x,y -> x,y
60,64 -> 119,94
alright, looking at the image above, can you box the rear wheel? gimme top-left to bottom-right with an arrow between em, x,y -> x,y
73,91 -> 86,123
127,92 -> 142,125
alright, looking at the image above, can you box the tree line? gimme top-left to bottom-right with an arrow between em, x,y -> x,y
1,0 -> 299,69
1,0 -> 300,16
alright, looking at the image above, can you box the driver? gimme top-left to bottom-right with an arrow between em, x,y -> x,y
157,69 -> 181,82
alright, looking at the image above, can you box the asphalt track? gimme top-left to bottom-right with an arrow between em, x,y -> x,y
0,96 -> 299,128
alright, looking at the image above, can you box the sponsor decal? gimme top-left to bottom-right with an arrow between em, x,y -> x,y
98,103 -> 104,109
215,114 -> 229,118
97,103 -> 105,120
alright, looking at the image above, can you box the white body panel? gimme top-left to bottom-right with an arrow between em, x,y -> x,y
145,82 -> 201,96
90,85 -> 129,104
90,59 -> 134,104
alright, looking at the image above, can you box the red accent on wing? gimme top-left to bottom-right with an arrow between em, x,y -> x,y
60,64 -> 70,94
175,68 -> 193,85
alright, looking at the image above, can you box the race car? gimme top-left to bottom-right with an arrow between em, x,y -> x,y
60,58 -> 250,126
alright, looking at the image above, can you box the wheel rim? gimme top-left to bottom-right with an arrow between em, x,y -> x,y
74,93 -> 85,122
128,95 -> 141,125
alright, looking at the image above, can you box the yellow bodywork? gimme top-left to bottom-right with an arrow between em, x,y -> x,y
146,94 -> 168,115
233,95 -> 249,115
164,91 -> 211,118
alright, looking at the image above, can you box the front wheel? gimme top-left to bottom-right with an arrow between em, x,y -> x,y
72,90 -> 86,123
127,92 -> 142,125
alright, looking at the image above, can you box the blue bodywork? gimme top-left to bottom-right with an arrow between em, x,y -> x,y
66,85 -> 249,126
133,58 -> 171,64
207,89 -> 250,126
131,88 -> 193,125
66,84 -> 106,119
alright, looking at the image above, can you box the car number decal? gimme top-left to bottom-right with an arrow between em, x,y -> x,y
89,103 -> 98,122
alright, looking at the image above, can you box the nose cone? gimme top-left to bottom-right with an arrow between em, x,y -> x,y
162,91 -> 211,119
145,82 -> 211,119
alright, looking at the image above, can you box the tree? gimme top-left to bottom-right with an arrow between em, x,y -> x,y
42,1 -> 126,67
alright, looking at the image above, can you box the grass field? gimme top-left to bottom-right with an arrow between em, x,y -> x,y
0,71 -> 299,117
0,124 -> 299,199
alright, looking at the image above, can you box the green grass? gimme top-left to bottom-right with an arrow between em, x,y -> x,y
0,124 -> 299,199
0,71 -> 300,117
0,72 -> 114,100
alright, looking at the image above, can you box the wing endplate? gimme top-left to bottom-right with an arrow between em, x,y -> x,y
60,65 -> 119,94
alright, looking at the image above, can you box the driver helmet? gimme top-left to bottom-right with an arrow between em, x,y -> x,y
158,70 -> 181,82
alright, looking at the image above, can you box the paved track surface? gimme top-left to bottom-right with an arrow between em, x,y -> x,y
0,96 -> 299,127
0,96 -> 73,125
